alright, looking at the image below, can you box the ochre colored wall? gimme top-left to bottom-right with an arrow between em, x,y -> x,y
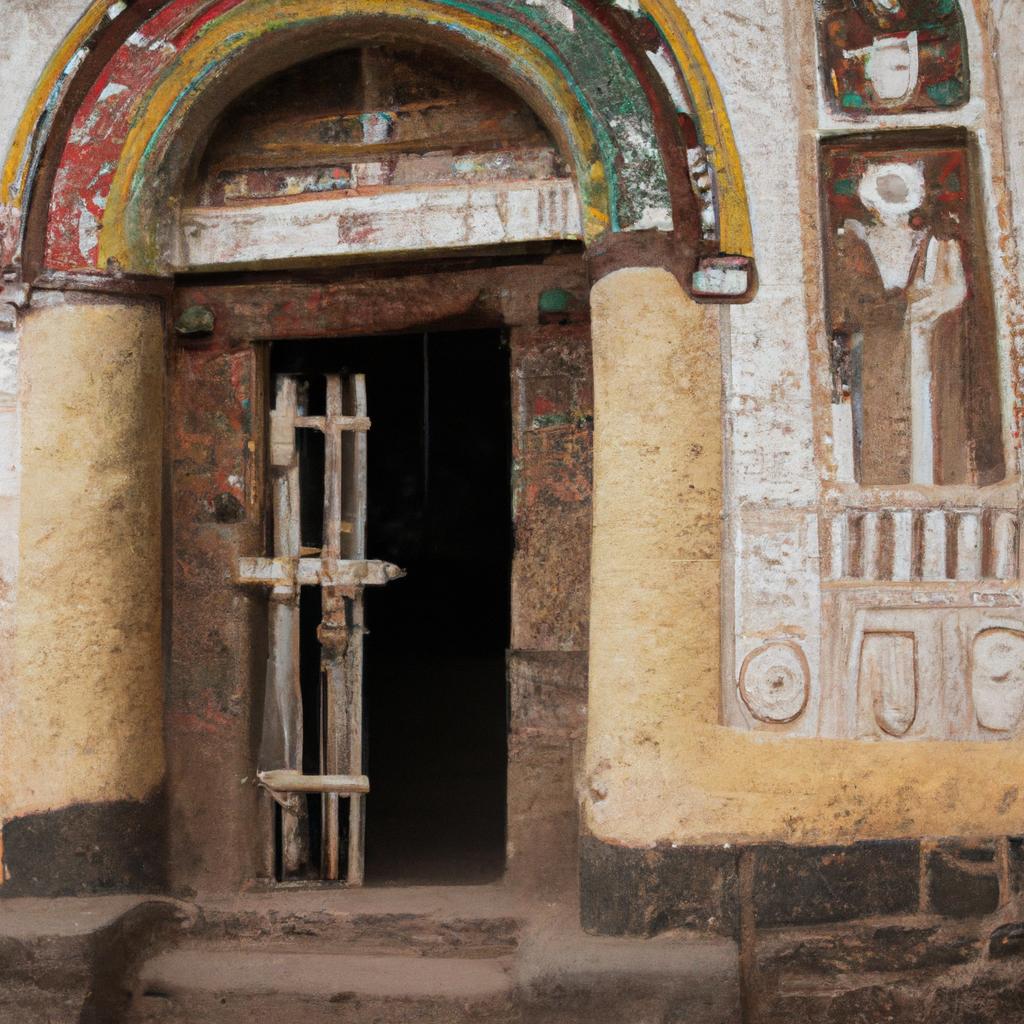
585,269 -> 1024,847
1,294 -> 165,821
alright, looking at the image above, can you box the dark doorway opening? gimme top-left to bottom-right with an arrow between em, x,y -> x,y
272,331 -> 511,884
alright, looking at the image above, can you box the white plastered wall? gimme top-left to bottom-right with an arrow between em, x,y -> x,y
682,2 -> 823,733
698,0 -> 1024,744
991,1 -> 1024,302
0,326 -> 19,681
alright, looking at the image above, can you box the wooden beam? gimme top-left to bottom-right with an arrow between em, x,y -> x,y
259,771 -> 370,795
176,180 -> 581,270
263,376 -> 305,876
294,415 -> 371,433
237,557 -> 404,588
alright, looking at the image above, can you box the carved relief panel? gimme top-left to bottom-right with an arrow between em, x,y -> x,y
723,4 -> 1022,742
817,0 -> 969,115
821,132 -> 1003,487
817,597 -> 1024,741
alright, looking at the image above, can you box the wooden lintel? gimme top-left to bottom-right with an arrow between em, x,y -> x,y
258,770 -> 370,796
238,556 -> 405,588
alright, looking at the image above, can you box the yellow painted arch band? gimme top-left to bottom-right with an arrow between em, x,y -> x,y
2,0 -> 755,264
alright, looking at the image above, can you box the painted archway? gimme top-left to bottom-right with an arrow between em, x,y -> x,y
0,0 -> 753,295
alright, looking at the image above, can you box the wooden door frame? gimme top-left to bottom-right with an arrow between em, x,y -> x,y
167,246 -> 593,895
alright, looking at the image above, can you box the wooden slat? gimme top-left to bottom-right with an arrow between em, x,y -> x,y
237,557 -> 403,588
345,375 -> 369,886
261,377 -> 306,876
259,771 -> 370,795
294,415 -> 371,433
321,375 -> 346,881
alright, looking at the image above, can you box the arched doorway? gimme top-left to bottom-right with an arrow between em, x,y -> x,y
1,0 -> 754,898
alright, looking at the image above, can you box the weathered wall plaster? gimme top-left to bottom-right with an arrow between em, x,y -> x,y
991,0 -> 1024,301
695,2 -> 823,740
1,294 -> 165,823
1,0 -> 1024,863
0,325 -> 20,764
0,0 -> 89,834
585,267 -> 723,842
585,0 -> 1024,847
177,181 -> 582,269
0,1 -> 87,168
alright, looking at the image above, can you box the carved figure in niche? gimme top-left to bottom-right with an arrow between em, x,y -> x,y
818,0 -> 968,114
971,628 -> 1024,733
822,135 -> 1003,486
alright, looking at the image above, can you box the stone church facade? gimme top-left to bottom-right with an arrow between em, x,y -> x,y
1,1 -> 1023,1020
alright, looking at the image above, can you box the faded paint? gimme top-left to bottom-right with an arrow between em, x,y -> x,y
991,1 -> 1024,302
0,0 -> 756,275
0,0 -> 99,259
177,180 -> 582,270
1,295 -> 164,822
44,0 -> 659,268
1,0 -> 1024,859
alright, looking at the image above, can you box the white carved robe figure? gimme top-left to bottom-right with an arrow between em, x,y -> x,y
831,161 -> 967,484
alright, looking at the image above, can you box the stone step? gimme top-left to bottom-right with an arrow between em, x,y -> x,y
129,950 -> 517,1024
0,896 -> 191,1024
186,885 -> 524,958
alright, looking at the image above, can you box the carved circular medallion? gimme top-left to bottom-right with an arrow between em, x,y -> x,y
738,642 -> 810,724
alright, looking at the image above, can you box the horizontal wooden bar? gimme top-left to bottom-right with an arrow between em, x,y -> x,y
259,770 -> 370,795
176,180 -> 581,270
294,415 -> 371,433
237,557 -> 405,588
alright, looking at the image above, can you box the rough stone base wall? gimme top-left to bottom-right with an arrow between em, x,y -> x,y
582,835 -> 1024,1019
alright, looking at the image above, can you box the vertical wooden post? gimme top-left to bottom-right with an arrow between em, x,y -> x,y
264,376 -> 306,875
320,375 -> 346,880
344,375 -> 369,886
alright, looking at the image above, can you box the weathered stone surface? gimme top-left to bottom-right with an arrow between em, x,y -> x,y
926,842 -> 1001,919
511,500 -> 592,652
579,836 -> 738,937
926,964 -> 1024,1020
508,651 -> 587,741
507,652 -> 586,894
174,304 -> 215,336
0,897 -> 188,1024
1,796 -> 165,898
990,922 -> 1024,959
753,842 -> 920,927
1009,836 -> 1024,894
585,269 -> 723,848
519,926 -> 740,1024
762,984 -> 913,1024
168,342 -> 266,894
757,919 -> 980,976
510,322 -> 592,654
